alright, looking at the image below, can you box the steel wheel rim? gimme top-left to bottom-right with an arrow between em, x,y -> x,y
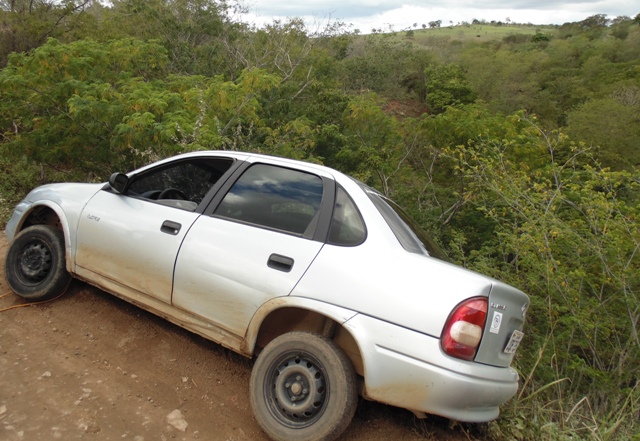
265,351 -> 328,428
18,240 -> 53,286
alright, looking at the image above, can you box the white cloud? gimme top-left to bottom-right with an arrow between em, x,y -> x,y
239,0 -> 638,32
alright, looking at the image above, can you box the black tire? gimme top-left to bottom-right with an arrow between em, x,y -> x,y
250,331 -> 357,441
5,225 -> 72,301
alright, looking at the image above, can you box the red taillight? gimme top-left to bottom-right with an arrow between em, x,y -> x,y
441,297 -> 488,361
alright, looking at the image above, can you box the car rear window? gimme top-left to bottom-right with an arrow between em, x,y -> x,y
364,186 -> 449,261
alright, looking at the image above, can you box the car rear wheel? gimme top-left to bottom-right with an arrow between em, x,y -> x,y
5,225 -> 72,301
250,331 -> 357,441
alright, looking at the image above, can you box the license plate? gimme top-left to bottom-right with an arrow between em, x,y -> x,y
504,330 -> 524,354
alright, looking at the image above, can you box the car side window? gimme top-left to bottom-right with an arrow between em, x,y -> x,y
127,158 -> 233,210
214,164 -> 324,236
328,186 -> 366,246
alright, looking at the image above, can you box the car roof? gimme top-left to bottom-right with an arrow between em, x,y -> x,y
163,150 -> 343,179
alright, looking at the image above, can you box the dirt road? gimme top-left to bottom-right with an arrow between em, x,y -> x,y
0,236 -> 485,441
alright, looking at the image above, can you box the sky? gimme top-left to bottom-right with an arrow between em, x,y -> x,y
238,0 -> 639,33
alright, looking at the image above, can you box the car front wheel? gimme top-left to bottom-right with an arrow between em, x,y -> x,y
5,225 -> 72,301
250,331 -> 357,441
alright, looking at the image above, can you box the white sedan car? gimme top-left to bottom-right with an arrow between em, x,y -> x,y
4,151 -> 529,441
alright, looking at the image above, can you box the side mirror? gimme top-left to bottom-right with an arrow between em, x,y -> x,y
108,172 -> 129,194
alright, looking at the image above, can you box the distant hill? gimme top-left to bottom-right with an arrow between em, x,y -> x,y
367,23 -> 556,44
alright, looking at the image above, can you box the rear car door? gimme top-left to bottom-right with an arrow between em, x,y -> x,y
171,161 -> 334,337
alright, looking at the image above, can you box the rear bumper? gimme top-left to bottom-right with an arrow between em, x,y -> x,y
344,314 -> 519,422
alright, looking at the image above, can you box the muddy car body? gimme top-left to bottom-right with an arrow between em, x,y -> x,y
4,151 -> 529,441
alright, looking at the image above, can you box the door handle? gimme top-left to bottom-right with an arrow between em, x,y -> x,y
161,220 -> 182,235
267,254 -> 294,273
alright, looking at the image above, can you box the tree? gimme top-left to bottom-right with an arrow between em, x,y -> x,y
0,38 -> 279,179
0,0 -> 92,67
580,13 -> 610,28
334,93 -> 401,190
338,34 -> 432,99
566,91 -> 640,169
424,63 -> 477,113
442,122 -> 640,439
531,32 -> 550,42
104,0 -> 233,76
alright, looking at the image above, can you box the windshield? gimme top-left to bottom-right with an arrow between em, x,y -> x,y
361,184 -> 450,261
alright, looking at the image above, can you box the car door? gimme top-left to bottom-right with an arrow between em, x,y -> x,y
171,162 -> 335,337
74,156 -> 235,304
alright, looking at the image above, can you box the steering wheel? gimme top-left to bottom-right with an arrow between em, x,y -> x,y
158,188 -> 189,200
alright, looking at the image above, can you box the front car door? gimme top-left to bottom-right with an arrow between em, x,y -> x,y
74,156 -> 236,304
171,161 -> 335,337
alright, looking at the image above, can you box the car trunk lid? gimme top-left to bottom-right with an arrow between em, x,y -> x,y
474,281 -> 530,368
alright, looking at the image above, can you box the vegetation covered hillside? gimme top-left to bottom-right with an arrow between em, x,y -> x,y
1,2 -> 639,439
